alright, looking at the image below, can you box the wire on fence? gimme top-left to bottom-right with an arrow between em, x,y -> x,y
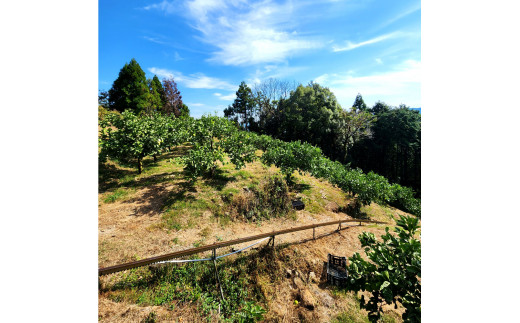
151,237 -> 271,265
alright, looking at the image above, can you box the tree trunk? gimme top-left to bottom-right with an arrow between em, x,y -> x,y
137,157 -> 143,174
153,154 -> 157,162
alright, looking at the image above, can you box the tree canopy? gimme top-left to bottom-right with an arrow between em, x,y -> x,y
162,77 -> 183,117
224,81 -> 256,131
352,93 -> 368,111
108,58 -> 150,114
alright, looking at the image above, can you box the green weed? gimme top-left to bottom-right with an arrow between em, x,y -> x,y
103,188 -> 132,203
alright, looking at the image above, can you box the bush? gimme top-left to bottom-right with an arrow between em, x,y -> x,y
230,175 -> 291,221
345,215 -> 421,322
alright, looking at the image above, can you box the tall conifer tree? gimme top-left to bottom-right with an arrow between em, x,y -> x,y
108,58 -> 150,114
224,81 -> 256,130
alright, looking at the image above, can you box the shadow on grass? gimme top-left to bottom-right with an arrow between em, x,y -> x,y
290,182 -> 312,193
202,169 -> 237,191
99,162 -> 135,192
124,180 -> 196,217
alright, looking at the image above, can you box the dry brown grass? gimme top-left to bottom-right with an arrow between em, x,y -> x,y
98,147 -> 414,322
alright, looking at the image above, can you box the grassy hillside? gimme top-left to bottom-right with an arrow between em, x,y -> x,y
98,145 -> 417,322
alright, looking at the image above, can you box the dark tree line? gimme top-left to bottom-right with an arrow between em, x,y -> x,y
99,58 -> 189,117
350,104 -> 421,196
224,80 -> 420,196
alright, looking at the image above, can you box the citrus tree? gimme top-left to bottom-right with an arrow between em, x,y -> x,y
179,115 -> 256,180
99,111 -> 168,174
345,215 -> 421,322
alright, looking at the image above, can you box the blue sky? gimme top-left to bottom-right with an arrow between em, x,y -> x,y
99,0 -> 421,118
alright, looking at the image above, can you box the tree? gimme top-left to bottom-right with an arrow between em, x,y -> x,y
180,115 -> 255,180
108,58 -> 150,114
161,77 -> 183,117
350,106 -> 421,194
352,93 -> 368,111
274,82 -> 344,160
146,75 -> 165,113
345,215 -> 421,322
252,78 -> 297,134
179,103 -> 190,118
334,107 -> 376,162
98,90 -> 109,108
370,101 -> 390,115
99,111 -> 168,174
224,81 -> 256,131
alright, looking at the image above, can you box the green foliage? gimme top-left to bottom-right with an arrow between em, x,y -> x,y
181,142 -> 226,180
274,82 -> 343,158
229,174 -> 291,221
222,131 -> 257,170
99,111 -> 170,174
249,131 -> 420,216
142,311 -> 157,323
103,188 -> 131,203
99,110 -> 420,216
179,103 -> 190,117
98,90 -> 109,108
147,75 -> 164,113
234,301 -> 267,322
345,215 -> 421,322
350,105 -> 421,195
352,93 -> 368,111
224,81 -> 256,130
111,255 -> 267,322
335,107 -> 376,161
108,58 -> 151,114
179,115 -> 256,180
260,140 -> 322,182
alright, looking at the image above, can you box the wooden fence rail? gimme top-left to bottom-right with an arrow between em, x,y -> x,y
99,218 -> 386,276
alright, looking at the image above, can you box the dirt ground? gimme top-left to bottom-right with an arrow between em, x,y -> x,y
98,159 -> 414,322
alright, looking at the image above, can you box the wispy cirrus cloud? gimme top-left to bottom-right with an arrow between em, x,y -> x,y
145,0 -> 322,66
148,67 -> 237,91
214,92 -> 236,101
315,60 -> 421,107
332,32 -> 400,52
142,0 -> 177,14
379,3 -> 421,29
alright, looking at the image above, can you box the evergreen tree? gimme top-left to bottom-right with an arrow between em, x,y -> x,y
179,103 -> 190,118
370,100 -> 390,115
224,81 -> 256,130
98,90 -> 109,108
147,75 -> 164,112
108,58 -> 150,114
353,93 -> 368,111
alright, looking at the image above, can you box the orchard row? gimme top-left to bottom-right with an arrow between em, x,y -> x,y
99,112 -> 420,217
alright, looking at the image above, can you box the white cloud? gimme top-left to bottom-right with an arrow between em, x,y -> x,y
214,92 -> 236,101
186,102 -> 205,107
316,60 -> 421,107
379,4 -> 421,29
143,36 -> 168,45
143,0 -> 177,14
146,0 -> 322,66
375,58 -> 383,64
332,32 -> 399,52
148,67 -> 237,91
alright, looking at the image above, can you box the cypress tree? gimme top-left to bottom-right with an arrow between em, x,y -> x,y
108,58 -> 150,114
352,93 -> 368,111
224,81 -> 255,130
147,75 -> 165,112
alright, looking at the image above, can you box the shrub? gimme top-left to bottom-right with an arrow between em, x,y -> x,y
345,215 -> 421,322
229,175 -> 291,221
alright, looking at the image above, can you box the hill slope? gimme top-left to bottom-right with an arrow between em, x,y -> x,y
98,146 -> 417,322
